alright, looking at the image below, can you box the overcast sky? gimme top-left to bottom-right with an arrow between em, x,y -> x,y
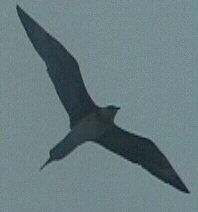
2,1 -> 198,212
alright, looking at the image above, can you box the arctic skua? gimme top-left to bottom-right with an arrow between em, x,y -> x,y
16,5 -> 189,193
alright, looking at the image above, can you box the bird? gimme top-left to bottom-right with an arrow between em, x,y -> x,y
16,5 -> 189,194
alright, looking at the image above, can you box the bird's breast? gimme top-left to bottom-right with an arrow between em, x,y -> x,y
69,111 -> 111,142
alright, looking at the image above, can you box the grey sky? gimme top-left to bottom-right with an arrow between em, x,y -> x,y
2,1 -> 198,212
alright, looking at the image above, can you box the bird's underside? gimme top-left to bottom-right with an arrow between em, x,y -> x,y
17,5 -> 190,194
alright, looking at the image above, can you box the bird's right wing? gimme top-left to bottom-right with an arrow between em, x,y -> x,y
17,6 -> 98,128
96,125 -> 189,193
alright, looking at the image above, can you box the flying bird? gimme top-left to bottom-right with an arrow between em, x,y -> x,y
16,5 -> 189,193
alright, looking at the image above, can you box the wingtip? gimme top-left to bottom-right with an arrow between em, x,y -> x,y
171,175 -> 190,194
181,186 -> 190,194
16,5 -> 25,20
185,189 -> 190,194
16,4 -> 22,14
174,173 -> 190,194
16,5 -> 32,23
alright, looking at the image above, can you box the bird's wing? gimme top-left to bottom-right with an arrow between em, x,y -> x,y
96,125 -> 189,193
17,5 -> 98,128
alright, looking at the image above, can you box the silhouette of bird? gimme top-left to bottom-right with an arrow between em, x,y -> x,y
17,5 -> 189,193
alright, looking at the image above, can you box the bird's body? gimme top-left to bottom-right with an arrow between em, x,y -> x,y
49,108 -> 117,160
39,107 -> 119,170
17,5 -> 190,194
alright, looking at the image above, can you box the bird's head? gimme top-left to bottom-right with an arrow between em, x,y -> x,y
39,142 -> 66,171
99,105 -> 120,122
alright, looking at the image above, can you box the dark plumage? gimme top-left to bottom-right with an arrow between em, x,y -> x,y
17,5 -> 189,193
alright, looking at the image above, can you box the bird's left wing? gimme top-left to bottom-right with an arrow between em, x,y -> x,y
17,5 -> 98,128
96,125 -> 189,193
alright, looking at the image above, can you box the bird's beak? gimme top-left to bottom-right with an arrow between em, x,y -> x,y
116,106 -> 121,110
39,158 -> 53,171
